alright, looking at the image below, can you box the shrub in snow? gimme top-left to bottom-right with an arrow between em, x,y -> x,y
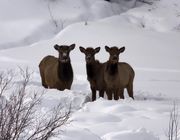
104,46 -> 135,100
0,69 -> 70,140
79,47 -> 106,101
166,102 -> 180,140
39,44 -> 75,91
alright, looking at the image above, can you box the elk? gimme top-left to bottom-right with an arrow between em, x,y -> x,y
79,46 -> 106,101
104,46 -> 135,100
39,44 -> 75,90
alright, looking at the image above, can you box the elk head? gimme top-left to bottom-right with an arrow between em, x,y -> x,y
105,46 -> 125,64
54,44 -> 75,63
79,46 -> 100,64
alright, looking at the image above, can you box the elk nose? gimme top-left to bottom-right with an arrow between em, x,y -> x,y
86,55 -> 91,60
112,56 -> 118,60
62,53 -> 68,59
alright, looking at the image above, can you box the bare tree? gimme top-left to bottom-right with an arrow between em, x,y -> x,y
80,14 -> 89,26
166,102 -> 180,140
0,70 -> 14,97
47,1 -> 59,31
0,68 -> 70,140
58,19 -> 66,30
46,0 -> 67,33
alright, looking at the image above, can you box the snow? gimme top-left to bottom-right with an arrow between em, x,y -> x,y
123,0 -> 180,32
66,98 -> 170,139
103,128 -> 159,140
0,0 -> 180,139
0,0 -> 129,49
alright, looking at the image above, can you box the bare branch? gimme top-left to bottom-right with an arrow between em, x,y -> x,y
0,68 -> 70,140
0,70 -> 14,97
166,102 -> 180,140
47,1 -> 59,30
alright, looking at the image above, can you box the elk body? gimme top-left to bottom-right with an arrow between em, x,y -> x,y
39,44 -> 75,91
79,46 -> 106,101
104,46 -> 135,100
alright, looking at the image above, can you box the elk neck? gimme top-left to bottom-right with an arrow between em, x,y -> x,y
58,60 -> 73,81
106,61 -> 118,76
86,62 -> 98,79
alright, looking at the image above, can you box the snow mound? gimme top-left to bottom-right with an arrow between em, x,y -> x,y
61,98 -> 171,140
124,0 -> 180,32
61,128 -> 102,140
103,128 -> 159,140
90,1 -> 122,20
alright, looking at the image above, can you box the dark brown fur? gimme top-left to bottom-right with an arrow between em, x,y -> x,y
39,44 -> 75,91
104,46 -> 135,100
79,47 -> 106,101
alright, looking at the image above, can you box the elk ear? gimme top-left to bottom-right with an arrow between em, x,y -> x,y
69,44 -> 75,50
54,44 -> 59,50
95,47 -> 100,53
105,46 -> 110,52
119,46 -> 125,53
79,46 -> 86,53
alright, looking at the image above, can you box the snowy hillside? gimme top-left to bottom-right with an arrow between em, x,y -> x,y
0,0 -> 180,140
0,0 -> 130,49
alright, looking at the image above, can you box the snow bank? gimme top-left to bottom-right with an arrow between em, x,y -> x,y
62,98 -> 172,140
124,0 -> 180,32
61,127 -> 102,140
103,128 -> 159,140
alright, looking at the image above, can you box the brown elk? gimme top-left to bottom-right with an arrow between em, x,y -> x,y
39,44 -> 75,90
104,46 -> 135,100
79,46 -> 106,101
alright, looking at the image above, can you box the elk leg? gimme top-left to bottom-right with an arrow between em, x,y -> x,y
42,83 -> 48,88
106,89 -> 112,100
114,90 -> 119,100
119,89 -> 124,99
99,90 -> 104,98
127,83 -> 134,99
91,87 -> 96,101
39,71 -> 48,88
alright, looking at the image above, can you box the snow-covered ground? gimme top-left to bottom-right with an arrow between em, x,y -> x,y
0,0 -> 180,139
